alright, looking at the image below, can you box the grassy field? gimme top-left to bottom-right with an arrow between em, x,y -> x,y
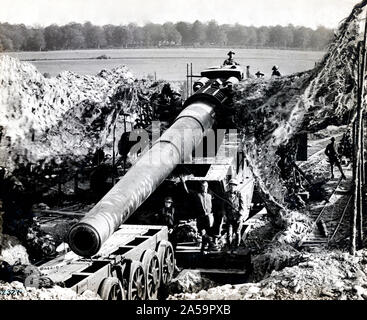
1,48 -> 325,80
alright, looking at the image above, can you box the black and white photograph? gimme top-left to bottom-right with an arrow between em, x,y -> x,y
0,0 -> 366,308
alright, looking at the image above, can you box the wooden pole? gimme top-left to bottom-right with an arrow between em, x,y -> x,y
112,123 -> 116,185
186,63 -> 189,100
190,63 -> 193,96
351,109 -> 358,254
352,9 -> 367,254
123,114 -> 128,173
358,12 -> 367,247
360,34 -> 366,246
74,171 -> 78,194
352,111 -> 359,254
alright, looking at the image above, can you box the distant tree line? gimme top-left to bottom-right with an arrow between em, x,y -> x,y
0,20 -> 334,52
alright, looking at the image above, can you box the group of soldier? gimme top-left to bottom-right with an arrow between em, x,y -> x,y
223,50 -> 282,78
151,51 -> 285,253
155,176 -> 246,253
151,129 -> 353,255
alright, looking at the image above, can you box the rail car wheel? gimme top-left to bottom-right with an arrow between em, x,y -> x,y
127,261 -> 146,300
141,249 -> 161,300
157,241 -> 175,286
98,277 -> 125,300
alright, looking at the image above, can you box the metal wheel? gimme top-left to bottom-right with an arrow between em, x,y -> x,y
128,261 -> 146,300
98,277 -> 125,300
141,249 -> 161,300
157,241 -> 175,286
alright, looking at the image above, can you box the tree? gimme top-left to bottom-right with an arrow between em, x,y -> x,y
226,24 -> 246,46
282,24 -> 295,47
0,20 -> 335,51
0,32 -> 13,51
44,24 -> 63,50
128,23 -> 144,46
0,25 -> 13,51
8,24 -> 27,50
268,25 -> 293,48
292,26 -> 312,49
142,23 -> 166,46
257,26 -> 270,47
0,23 -> 27,51
217,29 -> 227,46
243,26 -> 257,46
103,24 -> 116,47
163,22 -> 181,45
112,25 -> 130,47
191,20 -> 206,45
175,21 -> 192,45
25,28 -> 45,51
206,20 -> 227,45
83,22 -> 107,48
310,26 -> 334,50
142,24 -> 152,46
60,23 -> 85,49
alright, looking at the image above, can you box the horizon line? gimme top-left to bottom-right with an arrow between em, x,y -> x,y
0,20 -> 337,31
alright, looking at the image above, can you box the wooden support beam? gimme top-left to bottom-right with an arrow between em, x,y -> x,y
38,209 -> 85,217
352,8 -> 367,255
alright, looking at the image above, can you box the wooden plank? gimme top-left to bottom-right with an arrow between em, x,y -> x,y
186,268 -> 247,275
38,209 -> 86,217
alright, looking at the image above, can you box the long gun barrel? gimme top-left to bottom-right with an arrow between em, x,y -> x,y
68,99 -> 218,257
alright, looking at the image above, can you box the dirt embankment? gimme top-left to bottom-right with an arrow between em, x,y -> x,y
0,55 -> 170,174
169,249 -> 367,300
232,0 -> 359,212
0,281 -> 100,300
0,57 -> 175,299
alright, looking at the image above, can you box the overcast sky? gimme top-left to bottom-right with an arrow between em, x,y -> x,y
0,0 -> 361,29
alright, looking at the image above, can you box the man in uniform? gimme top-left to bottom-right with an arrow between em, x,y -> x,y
181,177 -> 216,251
156,196 -> 175,230
155,196 -> 177,249
246,65 -> 253,78
325,137 -> 346,179
224,178 -> 246,250
223,51 -> 239,66
271,65 -> 281,77
255,71 -> 265,78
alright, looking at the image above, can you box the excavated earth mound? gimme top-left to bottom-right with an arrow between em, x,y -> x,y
0,281 -> 100,300
169,249 -> 367,300
0,234 -> 29,265
0,56 -> 165,173
232,1 -> 360,209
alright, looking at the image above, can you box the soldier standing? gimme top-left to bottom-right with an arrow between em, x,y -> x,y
271,65 -> 281,77
246,65 -> 252,78
156,197 -> 175,230
223,51 -> 239,66
224,178 -> 246,250
325,137 -> 346,179
255,71 -> 265,78
155,197 -> 177,249
181,177 -> 216,251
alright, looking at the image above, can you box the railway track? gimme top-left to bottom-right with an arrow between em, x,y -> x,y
298,115 -> 365,251
294,130 -> 355,250
299,165 -> 353,250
